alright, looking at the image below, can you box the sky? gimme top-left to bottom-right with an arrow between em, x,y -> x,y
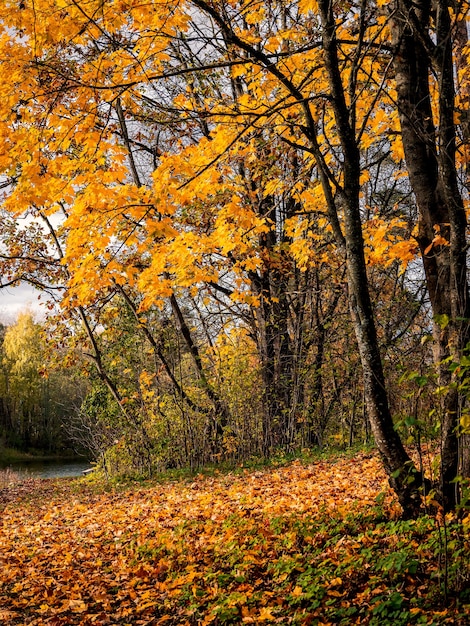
0,283 -> 44,324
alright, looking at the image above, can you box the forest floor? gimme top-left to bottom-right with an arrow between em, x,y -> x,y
0,450 -> 469,625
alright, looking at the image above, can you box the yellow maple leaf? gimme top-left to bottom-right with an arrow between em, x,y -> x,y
255,606 -> 276,621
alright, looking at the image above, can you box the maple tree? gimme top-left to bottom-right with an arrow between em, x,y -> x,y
0,0 -> 469,514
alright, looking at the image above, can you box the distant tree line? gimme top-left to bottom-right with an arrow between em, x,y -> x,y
0,314 -> 87,455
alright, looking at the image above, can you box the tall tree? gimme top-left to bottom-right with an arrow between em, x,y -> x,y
389,0 -> 470,508
184,0 -> 424,514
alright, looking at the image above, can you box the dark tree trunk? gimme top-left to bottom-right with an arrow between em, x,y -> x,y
248,190 -> 309,453
318,0 -> 425,517
250,257 -> 297,453
390,0 -> 470,509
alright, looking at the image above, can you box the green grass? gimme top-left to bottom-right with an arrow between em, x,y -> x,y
0,444 -> 85,464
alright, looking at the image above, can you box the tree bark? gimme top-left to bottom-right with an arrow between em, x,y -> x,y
317,0 -> 426,517
390,0 -> 470,509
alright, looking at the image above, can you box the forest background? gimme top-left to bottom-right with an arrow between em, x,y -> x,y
0,0 -> 470,518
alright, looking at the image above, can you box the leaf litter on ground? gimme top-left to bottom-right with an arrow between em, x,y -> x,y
0,451 -> 469,625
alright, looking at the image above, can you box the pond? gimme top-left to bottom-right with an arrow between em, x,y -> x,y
0,458 -> 92,479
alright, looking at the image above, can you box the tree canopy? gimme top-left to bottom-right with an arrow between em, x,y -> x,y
0,0 -> 469,515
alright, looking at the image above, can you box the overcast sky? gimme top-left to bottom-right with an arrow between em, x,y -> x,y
0,283 -> 44,324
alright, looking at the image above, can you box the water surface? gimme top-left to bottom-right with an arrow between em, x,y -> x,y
0,458 -> 92,479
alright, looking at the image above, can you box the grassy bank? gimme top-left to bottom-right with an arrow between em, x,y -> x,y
0,446 -> 44,464
0,444 -> 85,465
0,451 -> 469,625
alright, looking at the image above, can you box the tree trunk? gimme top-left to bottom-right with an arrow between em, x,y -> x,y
169,293 -> 230,444
250,260 -> 296,453
318,0 -> 425,517
390,0 -> 470,509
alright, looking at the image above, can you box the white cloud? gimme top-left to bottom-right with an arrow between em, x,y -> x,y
0,283 -> 44,324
